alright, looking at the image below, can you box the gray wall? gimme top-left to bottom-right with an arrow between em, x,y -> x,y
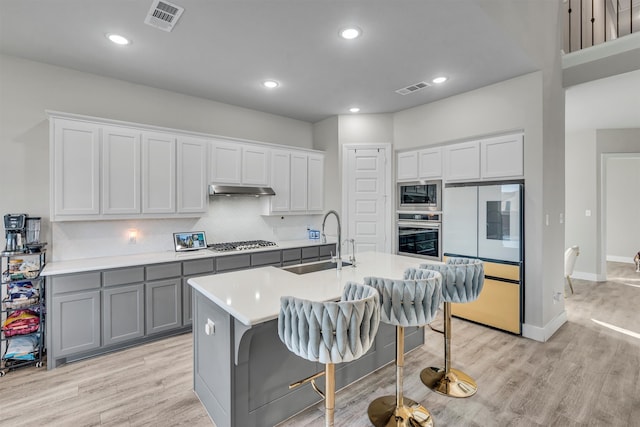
606,156 -> 640,262
394,70 -> 566,338
565,128 -> 640,279
0,54 -> 315,257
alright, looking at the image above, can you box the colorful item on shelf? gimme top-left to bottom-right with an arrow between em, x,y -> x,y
2,280 -> 39,309
4,334 -> 40,361
1,309 -> 40,337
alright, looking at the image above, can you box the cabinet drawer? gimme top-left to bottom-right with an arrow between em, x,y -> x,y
103,266 -> 145,287
282,248 -> 301,263
319,244 -> 335,259
251,250 -> 281,267
301,246 -> 320,260
183,258 -> 215,276
146,262 -> 181,281
216,254 -> 251,272
51,272 -> 101,294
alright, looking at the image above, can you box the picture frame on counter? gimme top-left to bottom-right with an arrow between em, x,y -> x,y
173,231 -> 207,252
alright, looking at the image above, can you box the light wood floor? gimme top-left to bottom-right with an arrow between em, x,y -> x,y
1,262 -> 638,427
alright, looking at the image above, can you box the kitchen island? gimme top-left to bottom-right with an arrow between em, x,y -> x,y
188,251 -> 437,427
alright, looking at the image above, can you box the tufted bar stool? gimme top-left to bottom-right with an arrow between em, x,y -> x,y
364,271 -> 442,427
278,282 -> 380,427
412,257 -> 484,398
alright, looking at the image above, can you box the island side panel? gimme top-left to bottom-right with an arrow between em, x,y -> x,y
234,319 -> 325,427
194,290 -> 233,427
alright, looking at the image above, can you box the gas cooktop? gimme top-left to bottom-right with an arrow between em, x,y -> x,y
208,240 -> 277,252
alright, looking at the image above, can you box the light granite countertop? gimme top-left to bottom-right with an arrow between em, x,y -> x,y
188,251 -> 440,326
41,239 -> 334,276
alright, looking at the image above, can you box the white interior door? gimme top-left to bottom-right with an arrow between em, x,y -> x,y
345,146 -> 390,254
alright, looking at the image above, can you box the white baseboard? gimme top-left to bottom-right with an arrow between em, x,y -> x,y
522,310 -> 568,342
572,271 -> 606,282
606,255 -> 634,264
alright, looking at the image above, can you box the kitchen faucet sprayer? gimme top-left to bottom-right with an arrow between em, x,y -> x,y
321,210 -> 342,270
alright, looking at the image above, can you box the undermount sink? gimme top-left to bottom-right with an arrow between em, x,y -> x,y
282,260 -> 352,275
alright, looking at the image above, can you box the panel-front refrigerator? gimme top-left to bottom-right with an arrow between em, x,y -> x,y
443,182 -> 524,334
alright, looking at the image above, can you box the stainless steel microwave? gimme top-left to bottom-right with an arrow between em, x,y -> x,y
397,180 -> 442,212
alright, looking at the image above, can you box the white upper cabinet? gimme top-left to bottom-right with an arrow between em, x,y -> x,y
102,126 -> 141,215
142,132 -> 176,214
177,136 -> 208,214
290,152 -> 309,212
49,112 -> 208,221
269,150 -> 291,213
52,119 -> 101,217
443,141 -> 481,182
209,140 -> 242,184
397,147 -> 443,181
210,140 -> 269,186
418,147 -> 442,179
396,151 -> 418,181
266,149 -> 324,215
480,133 -> 524,179
242,145 -> 270,186
307,154 -> 324,212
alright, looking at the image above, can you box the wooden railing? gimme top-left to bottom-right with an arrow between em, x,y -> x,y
564,0 -> 639,52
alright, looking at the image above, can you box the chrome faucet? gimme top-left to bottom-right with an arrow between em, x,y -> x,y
321,210 -> 342,270
344,238 -> 356,267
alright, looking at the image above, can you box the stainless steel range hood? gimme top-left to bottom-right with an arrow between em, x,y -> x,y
208,184 -> 276,197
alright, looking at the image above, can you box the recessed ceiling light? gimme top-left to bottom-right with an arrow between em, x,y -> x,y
349,107 -> 360,113
262,80 -> 279,89
340,27 -> 362,40
106,33 -> 131,45
432,76 -> 448,84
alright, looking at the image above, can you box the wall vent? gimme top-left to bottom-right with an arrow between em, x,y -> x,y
395,81 -> 431,95
144,0 -> 184,32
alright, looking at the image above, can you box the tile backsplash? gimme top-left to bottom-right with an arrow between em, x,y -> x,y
51,198 -> 324,261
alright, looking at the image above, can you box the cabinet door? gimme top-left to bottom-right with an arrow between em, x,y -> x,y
210,140 -> 242,184
51,291 -> 101,357
444,141 -> 480,182
418,147 -> 442,179
182,279 -> 193,326
397,151 -> 418,181
102,126 -> 141,214
242,145 -> 269,186
103,284 -> 144,346
307,154 -> 324,212
480,133 -> 524,179
145,279 -> 182,334
177,136 -> 208,213
53,119 -> 100,217
290,153 -> 308,212
269,150 -> 291,212
142,132 -> 176,214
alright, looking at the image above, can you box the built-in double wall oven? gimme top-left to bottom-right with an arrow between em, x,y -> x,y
397,180 -> 442,260
397,212 -> 441,261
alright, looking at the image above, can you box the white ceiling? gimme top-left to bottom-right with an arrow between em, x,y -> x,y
0,0 -> 539,123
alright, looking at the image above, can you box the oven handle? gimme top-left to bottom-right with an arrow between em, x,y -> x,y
397,221 -> 440,229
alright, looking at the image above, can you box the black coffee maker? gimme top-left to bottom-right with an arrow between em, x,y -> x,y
4,213 -> 27,253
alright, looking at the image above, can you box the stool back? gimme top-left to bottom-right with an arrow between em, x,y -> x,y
364,272 -> 442,328
417,258 -> 484,303
278,282 -> 380,364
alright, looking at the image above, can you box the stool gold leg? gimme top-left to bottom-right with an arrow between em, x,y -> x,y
421,302 -> 477,398
368,326 -> 434,427
325,363 -> 335,427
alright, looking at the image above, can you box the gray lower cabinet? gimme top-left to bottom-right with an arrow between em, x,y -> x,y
182,279 -> 193,326
102,284 -> 144,346
145,279 -> 182,334
51,290 -> 101,357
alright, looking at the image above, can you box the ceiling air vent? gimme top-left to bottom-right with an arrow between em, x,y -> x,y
144,0 -> 184,32
395,81 -> 431,95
